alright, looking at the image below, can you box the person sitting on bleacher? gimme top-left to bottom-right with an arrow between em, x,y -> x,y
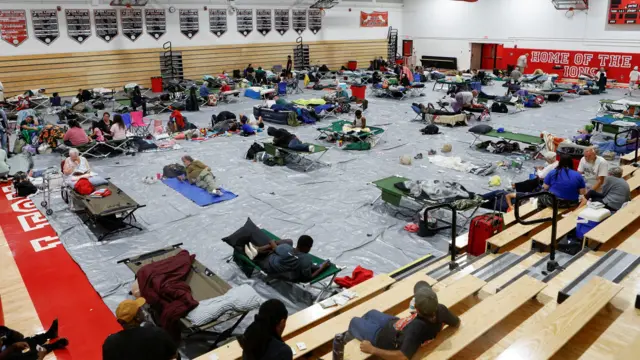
580,166 -> 630,211
239,299 -> 292,360
332,281 -> 460,360
0,319 -> 69,360
540,155 -> 586,209
578,147 -> 608,192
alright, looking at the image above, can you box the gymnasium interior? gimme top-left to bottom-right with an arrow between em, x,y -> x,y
0,0 -> 639,359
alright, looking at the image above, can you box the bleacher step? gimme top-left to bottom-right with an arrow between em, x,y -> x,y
390,253 -> 446,281
558,249 -> 640,303
427,253 -> 488,281
470,250 -> 535,282
496,248 -> 589,292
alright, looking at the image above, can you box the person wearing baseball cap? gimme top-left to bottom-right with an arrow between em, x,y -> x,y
332,281 -> 460,360
115,298 -> 147,329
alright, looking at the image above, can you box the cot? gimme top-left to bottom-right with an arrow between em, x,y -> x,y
432,79 -> 470,92
72,138 -> 133,159
371,175 -> 484,231
470,129 -> 545,156
218,90 -> 241,103
591,114 -> 640,134
231,229 -> 342,302
117,244 -> 249,349
316,120 -> 385,150
598,98 -> 640,114
526,88 -> 566,101
67,180 -> 145,241
262,141 -> 329,172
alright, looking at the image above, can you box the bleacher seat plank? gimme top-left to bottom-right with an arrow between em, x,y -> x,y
615,334 -> 640,359
482,253 -> 545,295
622,165 -> 637,179
584,198 -> 640,245
417,275 -> 546,360
620,150 -> 640,165
325,274 -> 487,360
496,276 -> 622,360
200,274 -> 395,360
487,208 -> 557,251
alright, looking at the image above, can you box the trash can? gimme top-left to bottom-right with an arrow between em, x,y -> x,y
347,60 -> 358,71
151,76 -> 163,93
350,84 -> 366,100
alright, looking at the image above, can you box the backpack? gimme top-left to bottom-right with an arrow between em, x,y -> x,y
162,163 -> 186,178
15,178 -> 38,197
420,124 -> 439,135
246,142 -> 265,160
92,101 -> 105,110
74,178 -> 95,195
491,102 -> 508,113
468,214 -> 504,256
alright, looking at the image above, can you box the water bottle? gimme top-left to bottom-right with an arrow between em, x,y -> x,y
332,332 -> 346,360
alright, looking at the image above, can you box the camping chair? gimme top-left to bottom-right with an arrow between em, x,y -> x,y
130,111 -> 151,137
315,103 -> 339,121
118,244 -> 249,349
232,229 -> 343,303
371,175 -> 484,232
262,141 -> 330,172
410,104 -> 424,122
287,78 -> 303,95
277,82 -> 287,96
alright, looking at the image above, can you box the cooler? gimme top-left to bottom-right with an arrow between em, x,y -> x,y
350,84 -> 366,100
151,76 -> 163,93
347,60 -> 358,71
576,207 -> 611,239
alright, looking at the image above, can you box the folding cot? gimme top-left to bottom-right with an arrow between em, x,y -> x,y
72,138 -> 133,159
118,244 -> 249,349
218,90 -> 241,104
66,180 -> 145,241
598,98 -> 640,115
432,79 -> 470,92
526,88 -> 566,102
591,114 -> 640,134
371,175 -> 484,232
231,229 -> 342,302
470,129 -> 545,157
262,141 -> 329,172
316,120 -> 385,150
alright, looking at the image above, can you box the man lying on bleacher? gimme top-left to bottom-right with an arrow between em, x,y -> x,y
332,281 -> 460,360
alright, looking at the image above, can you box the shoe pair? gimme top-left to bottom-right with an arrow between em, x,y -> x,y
244,243 -> 258,260
142,176 -> 157,185
308,145 -> 315,152
210,189 -> 223,196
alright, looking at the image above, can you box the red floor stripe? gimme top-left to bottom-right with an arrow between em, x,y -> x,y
0,184 -> 121,359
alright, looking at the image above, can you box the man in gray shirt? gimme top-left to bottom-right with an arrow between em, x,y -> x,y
511,66 -> 522,81
581,167 -> 630,211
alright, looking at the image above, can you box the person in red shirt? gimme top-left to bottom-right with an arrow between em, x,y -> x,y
63,119 -> 90,146
220,82 -> 232,93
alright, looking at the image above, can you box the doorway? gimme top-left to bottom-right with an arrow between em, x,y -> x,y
470,43 -> 504,70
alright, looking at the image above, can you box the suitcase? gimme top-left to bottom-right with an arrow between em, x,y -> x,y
468,214 -> 504,256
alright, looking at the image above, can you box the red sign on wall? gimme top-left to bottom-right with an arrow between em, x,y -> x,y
504,48 -> 640,82
360,11 -> 388,27
0,10 -> 28,47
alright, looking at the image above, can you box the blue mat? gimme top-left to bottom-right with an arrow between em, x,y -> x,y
162,177 -> 237,206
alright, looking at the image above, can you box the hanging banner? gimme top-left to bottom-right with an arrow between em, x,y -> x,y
179,9 -> 199,39
237,9 -> 253,37
120,8 -> 142,41
256,9 -> 272,36
274,9 -> 289,35
209,9 -> 227,37
0,10 -> 28,47
292,9 -> 306,35
360,11 -> 388,27
308,9 -> 322,35
145,9 -> 165,40
94,9 -> 118,42
65,9 -> 91,44
31,9 -> 59,45
505,47 -> 640,83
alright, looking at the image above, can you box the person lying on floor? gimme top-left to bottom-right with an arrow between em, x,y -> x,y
267,127 -> 315,152
239,299 -> 292,360
244,235 -> 330,281
179,155 -> 222,196
332,280 -> 460,360
0,319 -> 68,360
539,155 -> 586,209
63,119 -> 90,147
452,90 -> 478,113
580,166 -> 630,211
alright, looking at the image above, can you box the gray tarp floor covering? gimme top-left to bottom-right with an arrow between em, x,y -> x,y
25,81 -> 625,356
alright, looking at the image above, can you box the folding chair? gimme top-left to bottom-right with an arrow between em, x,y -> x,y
277,82 -> 287,97
130,111 -> 151,137
410,104 -> 424,122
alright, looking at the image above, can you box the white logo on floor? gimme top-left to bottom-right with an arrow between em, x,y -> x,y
30,236 -> 62,252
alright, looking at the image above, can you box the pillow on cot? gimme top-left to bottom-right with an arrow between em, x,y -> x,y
469,124 -> 493,134
222,218 -> 272,249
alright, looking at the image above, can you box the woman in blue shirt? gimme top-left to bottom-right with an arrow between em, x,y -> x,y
542,155 -> 586,208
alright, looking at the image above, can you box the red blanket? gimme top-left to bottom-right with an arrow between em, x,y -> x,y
137,250 -> 199,335
334,266 -> 373,289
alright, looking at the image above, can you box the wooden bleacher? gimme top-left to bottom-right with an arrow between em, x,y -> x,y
496,276 -> 622,360
321,274 -> 487,359
621,164 -> 637,179
613,333 -> 640,359
417,275 -> 546,359
620,150 -> 639,165
0,39 -> 386,97
583,198 -> 640,249
202,274 -> 394,359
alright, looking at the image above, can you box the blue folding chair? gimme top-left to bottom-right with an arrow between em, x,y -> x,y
410,105 -> 423,122
278,82 -> 287,96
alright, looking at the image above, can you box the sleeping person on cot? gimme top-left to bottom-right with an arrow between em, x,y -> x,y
243,235 -> 331,282
267,127 -> 315,152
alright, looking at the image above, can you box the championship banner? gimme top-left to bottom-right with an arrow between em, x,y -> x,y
360,11 -> 388,27
31,9 -> 59,45
0,10 -> 28,47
